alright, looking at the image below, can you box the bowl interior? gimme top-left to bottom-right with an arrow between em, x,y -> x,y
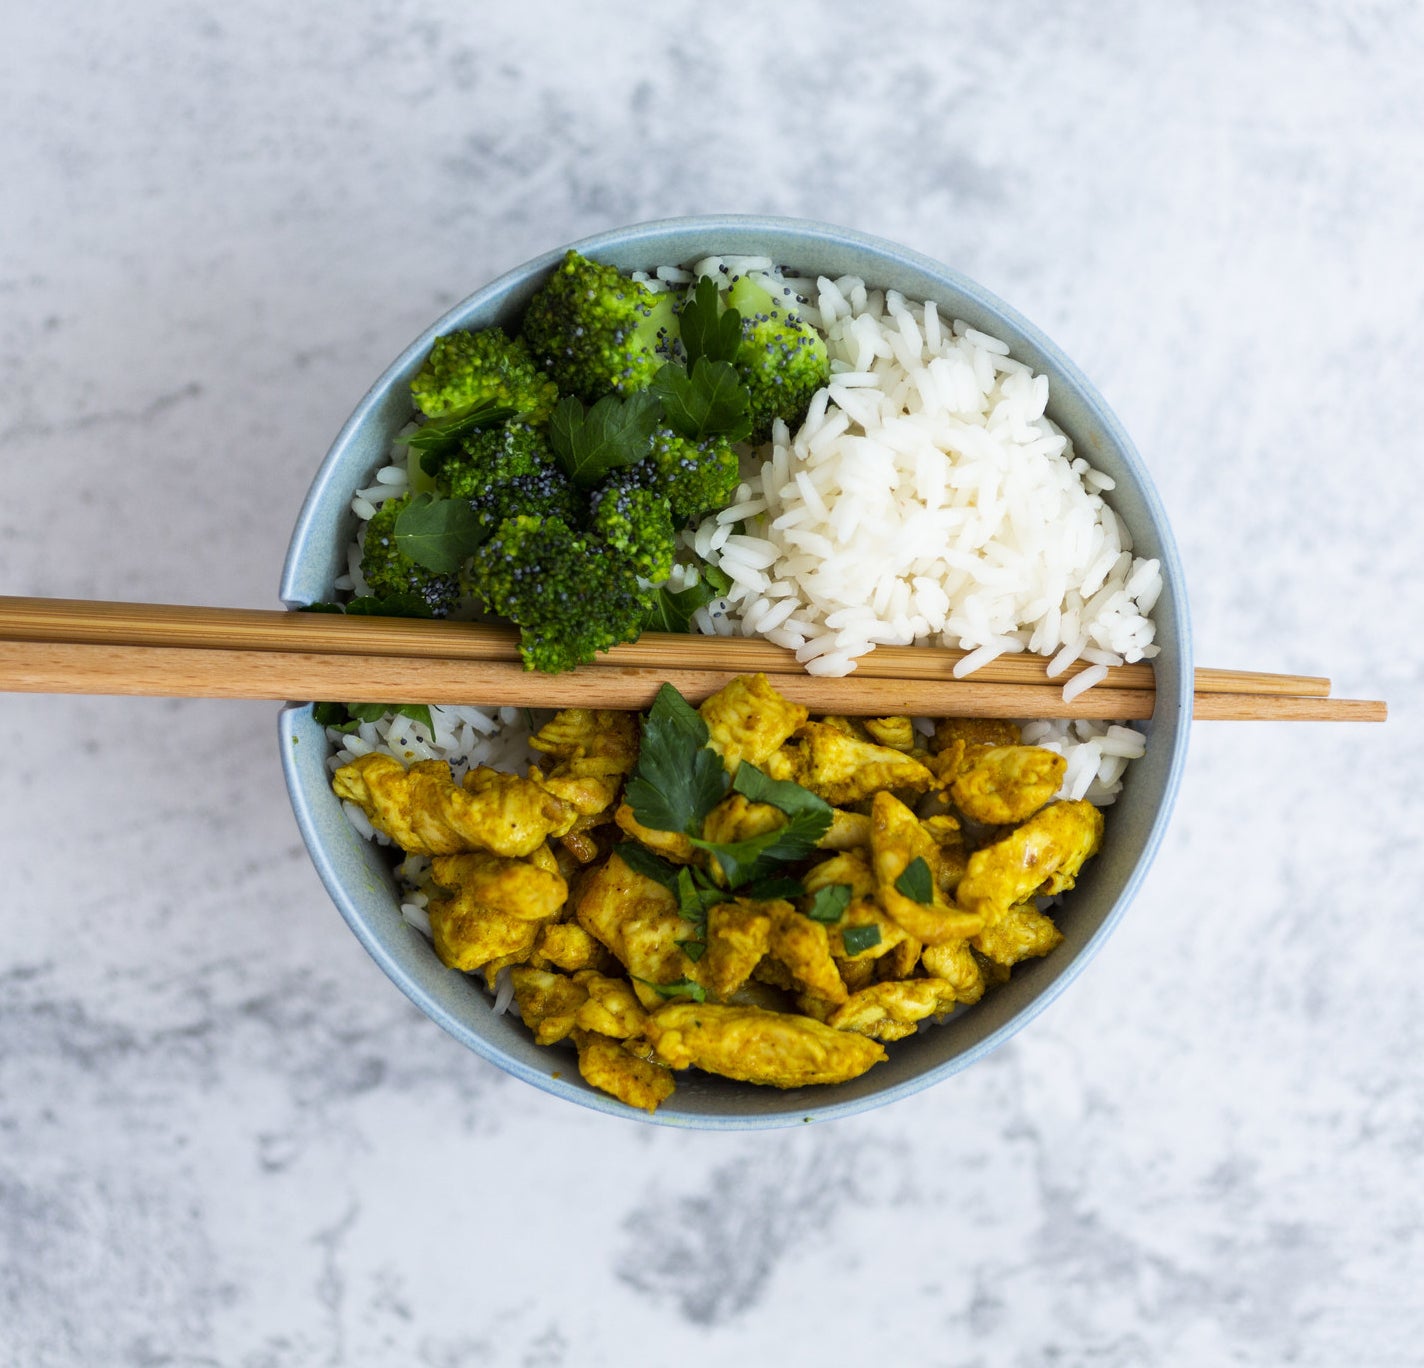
280,215 -> 1192,1129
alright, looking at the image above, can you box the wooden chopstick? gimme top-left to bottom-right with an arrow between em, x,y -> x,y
0,595 -> 1333,698
0,622 -> 1387,724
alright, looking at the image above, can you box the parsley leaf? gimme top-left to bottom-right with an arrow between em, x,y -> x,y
740,874 -> 806,901
636,976 -> 707,1003
691,807 -> 829,889
732,762 -> 832,823
804,884 -> 852,924
623,684 -> 727,835
676,866 -> 728,930
342,702 -> 435,734
614,843 -> 681,889
894,856 -> 934,904
313,701 -> 433,735
702,563 -> 732,596
344,592 -> 436,619
393,492 -> 489,574
396,400 -> 517,458
644,577 -> 719,633
548,391 -> 661,489
675,939 -> 707,963
651,358 -> 752,444
842,924 -> 883,956
312,701 -> 359,732
679,275 -> 743,366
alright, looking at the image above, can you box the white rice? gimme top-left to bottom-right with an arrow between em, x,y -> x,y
680,270 -> 1161,701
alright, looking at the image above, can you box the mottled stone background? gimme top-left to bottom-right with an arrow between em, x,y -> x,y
2,3 -> 1420,1364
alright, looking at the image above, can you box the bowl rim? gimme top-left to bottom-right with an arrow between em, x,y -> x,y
280,213 -> 1193,1129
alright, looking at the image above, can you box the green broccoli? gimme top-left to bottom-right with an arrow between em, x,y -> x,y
410,327 -> 559,423
359,494 -> 461,616
726,274 -> 829,441
588,473 -> 676,581
522,250 -> 681,402
466,465 -> 583,544
643,427 -> 741,522
435,421 -> 557,500
467,515 -> 651,673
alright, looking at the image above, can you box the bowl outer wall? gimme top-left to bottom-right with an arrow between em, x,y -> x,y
279,215 -> 1192,1129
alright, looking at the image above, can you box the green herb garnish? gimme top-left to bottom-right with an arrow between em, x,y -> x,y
894,856 -> 935,904
842,924 -> 883,956
312,701 -> 434,735
804,884 -> 852,924
396,399 -> 517,459
637,976 -> 707,1003
548,390 -> 662,489
678,275 -> 743,366
650,358 -> 752,443
392,492 -> 489,574
644,577 -> 720,634
623,684 -> 728,836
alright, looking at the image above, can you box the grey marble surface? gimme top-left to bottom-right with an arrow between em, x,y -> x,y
2,3 -> 1420,1364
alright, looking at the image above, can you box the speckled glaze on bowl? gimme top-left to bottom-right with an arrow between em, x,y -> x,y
279,215 -> 1192,1129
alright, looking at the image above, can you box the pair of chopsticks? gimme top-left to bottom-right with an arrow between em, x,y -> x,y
0,595 -> 1386,722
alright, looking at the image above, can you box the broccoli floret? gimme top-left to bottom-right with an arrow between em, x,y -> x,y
522,250 -> 682,402
467,465 -> 583,544
410,327 -> 559,423
726,274 -> 829,441
588,472 -> 676,582
435,421 -> 557,500
643,428 -> 741,522
467,515 -> 651,673
359,494 -> 460,616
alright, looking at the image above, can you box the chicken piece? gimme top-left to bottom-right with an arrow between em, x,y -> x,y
921,815 -> 971,898
804,853 -> 908,965
751,957 -> 796,992
613,803 -> 696,864
333,753 -> 577,857
768,901 -> 847,1005
529,707 -> 638,777
951,746 -> 1067,825
802,850 -> 877,901
870,792 -> 984,944
816,809 -> 872,850
920,939 -> 987,1005
875,933 -> 922,980
956,800 -> 1104,918
972,903 -> 1064,967
817,715 -> 870,739
644,1003 -> 887,1087
773,722 -> 935,805
572,1029 -> 676,1112
931,717 -> 1021,754
509,967 -> 587,1045
573,971 -> 650,1039
828,978 -> 962,1042
529,708 -> 639,821
556,827 -> 603,864
698,673 -> 808,776
701,794 -> 785,848
702,901 -> 773,1001
425,850 -> 569,973
574,851 -> 704,1009
533,922 -> 615,974
835,955 -> 878,992
795,993 -> 838,1023
862,716 -> 917,752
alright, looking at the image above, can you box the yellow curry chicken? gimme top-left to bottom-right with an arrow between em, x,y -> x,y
331,677 -> 1104,1112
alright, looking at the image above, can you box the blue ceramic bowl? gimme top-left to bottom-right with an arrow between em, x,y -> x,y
280,215 -> 1192,1129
